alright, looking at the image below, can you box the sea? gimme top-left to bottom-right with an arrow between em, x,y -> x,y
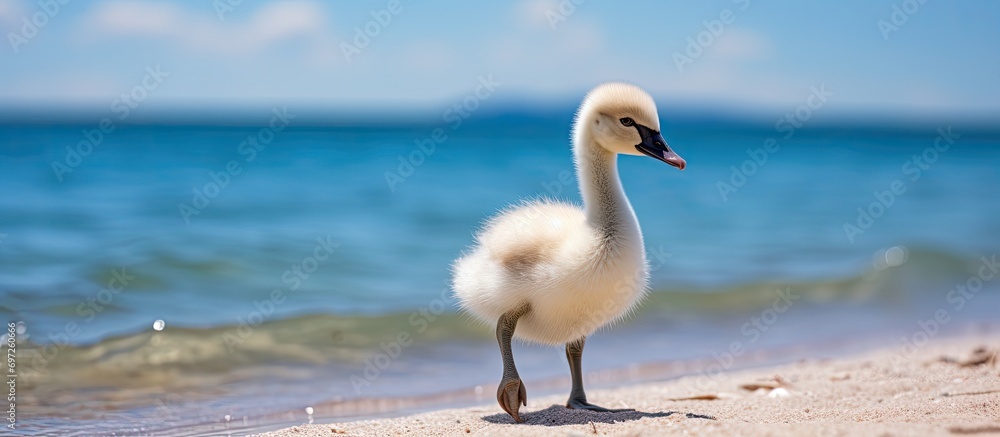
1,109 -> 999,435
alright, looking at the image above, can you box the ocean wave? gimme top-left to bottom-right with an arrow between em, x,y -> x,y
13,247 -> 988,380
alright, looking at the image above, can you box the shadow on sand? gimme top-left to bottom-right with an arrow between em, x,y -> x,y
482,404 -> 716,426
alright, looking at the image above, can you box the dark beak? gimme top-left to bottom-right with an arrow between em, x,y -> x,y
633,125 -> 686,170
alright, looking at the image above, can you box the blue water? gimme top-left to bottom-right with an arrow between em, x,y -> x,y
1,116 -> 999,434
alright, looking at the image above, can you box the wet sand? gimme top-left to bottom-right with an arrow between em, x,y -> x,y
259,335 -> 999,436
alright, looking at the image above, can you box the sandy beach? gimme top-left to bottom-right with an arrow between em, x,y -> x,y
259,335 -> 999,437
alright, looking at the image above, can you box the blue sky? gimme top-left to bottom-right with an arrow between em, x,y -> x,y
1,1 -> 998,117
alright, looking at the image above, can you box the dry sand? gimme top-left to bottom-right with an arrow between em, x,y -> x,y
259,336 -> 1000,436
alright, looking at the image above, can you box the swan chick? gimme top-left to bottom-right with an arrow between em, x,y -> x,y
452,83 -> 685,422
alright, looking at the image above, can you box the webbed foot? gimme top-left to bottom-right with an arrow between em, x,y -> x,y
497,376 -> 527,422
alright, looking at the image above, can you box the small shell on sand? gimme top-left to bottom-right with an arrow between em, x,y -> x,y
768,387 -> 791,398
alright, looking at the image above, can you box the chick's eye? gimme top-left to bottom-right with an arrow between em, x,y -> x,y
619,117 -> 634,126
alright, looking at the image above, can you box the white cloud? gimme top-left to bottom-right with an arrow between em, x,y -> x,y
87,1 -> 180,36
482,8 -> 606,71
516,0 -> 562,30
247,2 -> 326,42
76,0 -> 332,56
